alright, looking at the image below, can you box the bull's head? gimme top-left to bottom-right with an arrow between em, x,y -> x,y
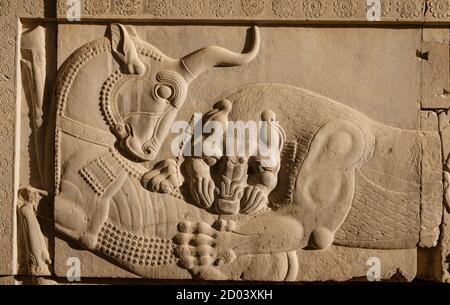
105,24 -> 260,162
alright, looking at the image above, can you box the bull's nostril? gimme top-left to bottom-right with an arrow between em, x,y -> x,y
144,146 -> 153,155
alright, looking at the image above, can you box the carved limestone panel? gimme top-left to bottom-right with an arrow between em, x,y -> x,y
0,0 -> 450,284
50,23 -> 431,281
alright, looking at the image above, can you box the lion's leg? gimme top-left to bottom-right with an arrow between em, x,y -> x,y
173,215 -> 303,280
289,119 -> 368,250
232,119 -> 368,252
219,251 -> 297,281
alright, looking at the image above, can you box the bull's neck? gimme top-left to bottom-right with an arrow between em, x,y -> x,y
57,37 -> 116,134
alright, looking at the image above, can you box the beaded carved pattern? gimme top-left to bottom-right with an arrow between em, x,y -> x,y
96,222 -> 178,266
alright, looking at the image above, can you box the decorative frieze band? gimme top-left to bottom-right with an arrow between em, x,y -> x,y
0,0 -> 447,23
0,9 -> 17,276
51,0 -> 450,23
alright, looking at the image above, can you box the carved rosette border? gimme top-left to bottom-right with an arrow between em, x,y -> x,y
0,1 -> 17,277
52,0 -> 450,22
16,0 -> 48,18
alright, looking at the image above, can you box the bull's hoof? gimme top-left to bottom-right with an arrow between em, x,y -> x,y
80,231 -> 99,250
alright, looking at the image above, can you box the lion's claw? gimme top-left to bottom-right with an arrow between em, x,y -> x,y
213,219 -> 236,232
173,221 -> 237,277
240,185 -> 268,215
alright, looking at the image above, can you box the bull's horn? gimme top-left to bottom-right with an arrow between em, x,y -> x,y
181,26 -> 260,80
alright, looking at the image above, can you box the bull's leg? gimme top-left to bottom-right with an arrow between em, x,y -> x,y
55,172 -> 128,250
54,181 -> 88,243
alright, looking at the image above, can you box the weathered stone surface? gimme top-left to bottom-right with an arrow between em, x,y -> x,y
419,112 -> 442,248
55,237 -> 140,279
0,1 -> 449,285
420,30 -> 450,109
0,276 -> 16,285
0,13 -> 18,277
58,25 -> 422,129
417,247 -> 442,281
296,246 -> 417,282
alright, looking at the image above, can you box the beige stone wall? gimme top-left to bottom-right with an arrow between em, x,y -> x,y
1,0 -> 450,284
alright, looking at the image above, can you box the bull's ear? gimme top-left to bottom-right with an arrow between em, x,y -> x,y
109,24 -> 146,76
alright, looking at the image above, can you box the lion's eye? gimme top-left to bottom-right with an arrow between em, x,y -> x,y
155,85 -> 173,100
249,160 -> 267,174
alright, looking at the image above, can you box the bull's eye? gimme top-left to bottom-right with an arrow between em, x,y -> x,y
155,85 -> 173,100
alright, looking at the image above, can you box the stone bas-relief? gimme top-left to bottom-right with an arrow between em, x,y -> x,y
21,22 -> 434,282
1,9 -> 448,283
